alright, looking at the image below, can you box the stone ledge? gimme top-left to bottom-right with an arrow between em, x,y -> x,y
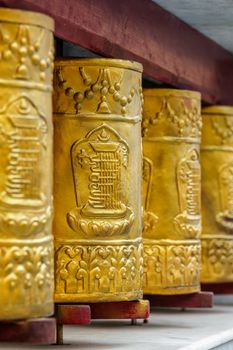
61,305 -> 233,350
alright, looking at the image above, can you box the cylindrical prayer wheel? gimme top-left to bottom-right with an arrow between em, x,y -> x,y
201,106 -> 233,283
142,89 -> 202,295
53,58 -> 144,302
0,9 -> 54,319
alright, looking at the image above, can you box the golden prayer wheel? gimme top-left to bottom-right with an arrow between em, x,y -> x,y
0,9 -> 54,319
142,89 -> 202,295
201,106 -> 233,283
53,58 -> 144,302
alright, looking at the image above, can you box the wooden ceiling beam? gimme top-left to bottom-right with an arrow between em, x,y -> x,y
1,0 -> 233,104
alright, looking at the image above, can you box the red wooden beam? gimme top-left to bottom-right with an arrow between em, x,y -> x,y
1,0 -> 233,104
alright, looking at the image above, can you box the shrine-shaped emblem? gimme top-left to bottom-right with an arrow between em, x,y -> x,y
174,148 -> 201,238
0,95 -> 51,236
142,156 -> 158,233
67,124 -> 135,236
216,163 -> 233,231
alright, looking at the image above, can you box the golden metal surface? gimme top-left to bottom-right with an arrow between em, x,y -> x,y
0,8 -> 54,320
53,58 -> 144,302
142,89 -> 202,294
201,106 -> 233,283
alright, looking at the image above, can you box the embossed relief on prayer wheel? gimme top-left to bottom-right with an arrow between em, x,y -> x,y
201,106 -> 233,283
142,89 -> 202,295
0,9 -> 54,319
53,58 -> 144,302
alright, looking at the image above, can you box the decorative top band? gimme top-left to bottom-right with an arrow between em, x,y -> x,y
202,106 -> 233,146
202,105 -> 233,116
53,60 -> 143,117
0,14 -> 54,86
55,58 -> 143,73
0,8 -> 54,31
143,88 -> 200,100
142,88 -> 201,139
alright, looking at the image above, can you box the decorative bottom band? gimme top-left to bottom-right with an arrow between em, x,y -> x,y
54,239 -> 143,302
201,236 -> 233,283
143,239 -> 201,295
0,236 -> 54,320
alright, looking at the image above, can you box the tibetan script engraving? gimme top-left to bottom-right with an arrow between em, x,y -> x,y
143,241 -> 201,293
0,96 -> 47,206
142,157 -> 158,233
216,163 -> 233,230
67,124 -> 134,236
0,96 -> 51,236
174,149 -> 201,238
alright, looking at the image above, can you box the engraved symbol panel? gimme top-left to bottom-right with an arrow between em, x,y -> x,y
174,149 -> 201,238
67,124 -> 134,236
142,157 -> 158,233
0,96 -> 51,236
216,163 -> 233,231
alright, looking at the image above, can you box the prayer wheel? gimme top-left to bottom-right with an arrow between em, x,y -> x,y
53,58 -> 144,302
201,106 -> 233,283
142,89 -> 202,294
0,9 -> 54,319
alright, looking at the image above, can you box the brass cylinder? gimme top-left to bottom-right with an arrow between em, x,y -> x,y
201,106 -> 233,283
0,9 -> 54,319
142,89 -> 202,294
53,58 -> 144,302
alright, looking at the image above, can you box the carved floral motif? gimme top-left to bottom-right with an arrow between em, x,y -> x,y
144,242 -> 201,292
202,238 -> 233,282
0,207 -> 52,237
0,241 -> 53,309
55,242 -> 143,295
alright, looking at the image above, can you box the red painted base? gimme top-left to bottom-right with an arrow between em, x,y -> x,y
89,300 -> 150,320
0,318 -> 56,344
144,292 -> 213,308
56,304 -> 91,325
202,282 -> 233,294
55,304 -> 91,344
55,300 -> 150,344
